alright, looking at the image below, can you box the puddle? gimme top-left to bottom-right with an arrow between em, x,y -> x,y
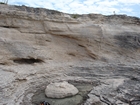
32,82 -> 93,105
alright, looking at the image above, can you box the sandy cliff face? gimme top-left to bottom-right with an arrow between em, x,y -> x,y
0,4 -> 140,64
0,4 -> 140,105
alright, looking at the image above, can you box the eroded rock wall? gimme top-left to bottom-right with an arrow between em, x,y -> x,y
0,4 -> 140,105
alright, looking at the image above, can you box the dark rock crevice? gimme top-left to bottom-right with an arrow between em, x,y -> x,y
0,25 -> 19,28
13,57 -> 44,64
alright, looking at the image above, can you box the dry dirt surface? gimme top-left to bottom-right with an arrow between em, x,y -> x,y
0,4 -> 140,105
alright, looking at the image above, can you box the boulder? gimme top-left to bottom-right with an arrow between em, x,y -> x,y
45,81 -> 79,98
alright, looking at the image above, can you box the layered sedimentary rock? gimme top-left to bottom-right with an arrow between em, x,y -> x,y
0,4 -> 140,105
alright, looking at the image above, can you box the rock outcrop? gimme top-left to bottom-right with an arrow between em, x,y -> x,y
0,4 -> 140,105
45,81 -> 79,98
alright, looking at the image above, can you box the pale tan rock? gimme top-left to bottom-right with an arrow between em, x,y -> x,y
45,81 -> 79,98
0,4 -> 140,105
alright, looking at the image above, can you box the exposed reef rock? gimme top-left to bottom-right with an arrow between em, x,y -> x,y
0,4 -> 140,105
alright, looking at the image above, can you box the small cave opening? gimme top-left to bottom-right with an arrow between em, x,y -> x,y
1,26 -> 19,28
13,58 -> 44,64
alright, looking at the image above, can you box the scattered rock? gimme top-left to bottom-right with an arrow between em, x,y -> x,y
45,81 -> 79,98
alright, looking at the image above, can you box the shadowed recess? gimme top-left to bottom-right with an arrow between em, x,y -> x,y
1,26 -> 19,28
13,58 -> 44,64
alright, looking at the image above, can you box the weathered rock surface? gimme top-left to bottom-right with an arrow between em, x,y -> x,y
45,81 -> 79,98
0,4 -> 140,105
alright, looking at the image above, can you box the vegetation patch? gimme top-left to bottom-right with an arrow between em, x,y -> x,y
0,0 -> 8,4
0,2 -> 5,4
71,14 -> 80,19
